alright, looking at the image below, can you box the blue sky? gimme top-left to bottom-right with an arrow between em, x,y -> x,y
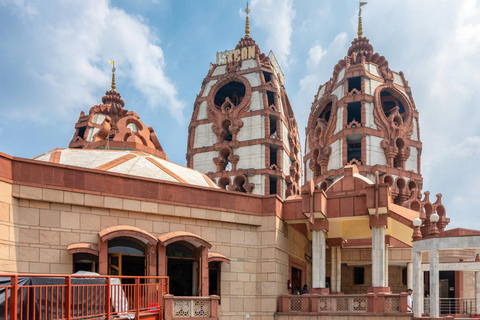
1,0 -> 480,230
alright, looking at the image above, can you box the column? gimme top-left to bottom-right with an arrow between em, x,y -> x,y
385,244 -> 389,288
335,246 -> 342,292
476,272 -> 480,316
429,244 -> 439,318
412,251 -> 423,317
312,230 -> 326,289
407,262 -> 413,290
371,226 -> 386,287
331,246 -> 337,292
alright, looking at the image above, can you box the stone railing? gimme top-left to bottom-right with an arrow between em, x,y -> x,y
278,292 -> 409,314
164,295 -> 220,320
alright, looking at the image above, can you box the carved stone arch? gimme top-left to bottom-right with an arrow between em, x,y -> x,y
213,146 -> 239,172
373,85 -> 414,131
374,85 -> 415,168
207,75 -> 252,112
232,174 -> 254,193
217,175 -> 231,190
207,75 -> 252,143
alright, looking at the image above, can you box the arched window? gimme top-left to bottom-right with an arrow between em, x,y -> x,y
319,102 -> 332,122
73,253 -> 98,273
214,81 -> 246,108
380,91 -> 406,121
166,242 -> 198,296
108,237 -> 146,277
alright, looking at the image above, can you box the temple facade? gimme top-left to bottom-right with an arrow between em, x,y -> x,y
0,4 -> 477,320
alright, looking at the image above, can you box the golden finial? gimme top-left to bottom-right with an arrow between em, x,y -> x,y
358,2 -> 367,37
108,61 -> 116,91
245,1 -> 250,37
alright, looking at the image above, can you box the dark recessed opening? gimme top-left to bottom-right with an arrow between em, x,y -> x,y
319,102 -> 332,122
269,116 -> 277,137
214,81 -> 246,107
263,71 -> 272,83
381,91 -> 406,120
269,176 -> 278,195
347,102 -> 362,125
348,77 -> 362,92
222,120 -> 233,142
77,126 -> 86,139
347,136 -> 362,163
267,91 -> 275,107
270,146 -> 278,166
354,267 -> 365,285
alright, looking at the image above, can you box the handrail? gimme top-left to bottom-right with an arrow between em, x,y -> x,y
278,292 -> 409,314
0,274 -> 169,320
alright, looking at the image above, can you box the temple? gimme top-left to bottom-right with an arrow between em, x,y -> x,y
0,3 -> 479,320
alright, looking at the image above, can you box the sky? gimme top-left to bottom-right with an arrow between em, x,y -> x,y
1,0 -> 479,229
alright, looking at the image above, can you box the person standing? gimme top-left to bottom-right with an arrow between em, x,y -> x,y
407,289 -> 413,312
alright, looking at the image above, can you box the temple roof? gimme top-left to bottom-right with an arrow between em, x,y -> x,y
34,148 -> 218,189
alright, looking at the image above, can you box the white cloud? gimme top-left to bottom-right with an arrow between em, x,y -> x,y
248,0 -> 295,68
0,0 -> 185,124
294,32 -> 348,131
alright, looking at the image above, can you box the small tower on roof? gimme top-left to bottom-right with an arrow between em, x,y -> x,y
69,62 -> 167,159
186,4 -> 302,198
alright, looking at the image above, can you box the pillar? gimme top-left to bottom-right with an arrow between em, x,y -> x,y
335,246 -> 341,292
407,262 -> 413,290
385,244 -> 389,287
429,244 -> 440,318
200,246 -> 209,296
371,226 -> 386,288
312,230 -> 326,289
412,251 -> 423,317
330,246 -> 337,292
476,272 -> 480,315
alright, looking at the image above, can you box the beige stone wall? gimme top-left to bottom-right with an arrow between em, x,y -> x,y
463,271 -> 475,299
0,180 -> 15,272
2,184 -> 311,320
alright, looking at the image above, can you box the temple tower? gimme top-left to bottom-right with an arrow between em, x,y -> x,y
187,7 -> 302,199
304,11 -> 423,205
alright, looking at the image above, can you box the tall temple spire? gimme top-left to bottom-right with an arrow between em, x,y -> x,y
358,2 -> 367,38
108,60 -> 116,91
245,2 -> 250,37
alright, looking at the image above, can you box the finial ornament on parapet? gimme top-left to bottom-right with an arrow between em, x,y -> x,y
108,60 -> 116,91
245,1 -> 251,37
358,1 -> 367,38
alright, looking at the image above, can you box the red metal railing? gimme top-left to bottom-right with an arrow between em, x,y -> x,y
0,274 -> 169,320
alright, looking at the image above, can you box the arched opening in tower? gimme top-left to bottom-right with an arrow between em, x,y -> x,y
348,76 -> 362,93
218,177 -> 230,190
269,145 -> 278,167
380,91 -> 406,121
267,91 -> 275,109
214,81 -> 246,107
269,176 -> 278,195
347,102 -> 362,126
347,135 -> 362,163
319,102 -> 332,122
233,175 -> 247,193
219,148 -> 231,172
222,120 -> 233,142
269,115 -> 278,139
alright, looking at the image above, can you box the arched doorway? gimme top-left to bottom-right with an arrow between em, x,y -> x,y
166,241 -> 199,296
108,237 -> 147,278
